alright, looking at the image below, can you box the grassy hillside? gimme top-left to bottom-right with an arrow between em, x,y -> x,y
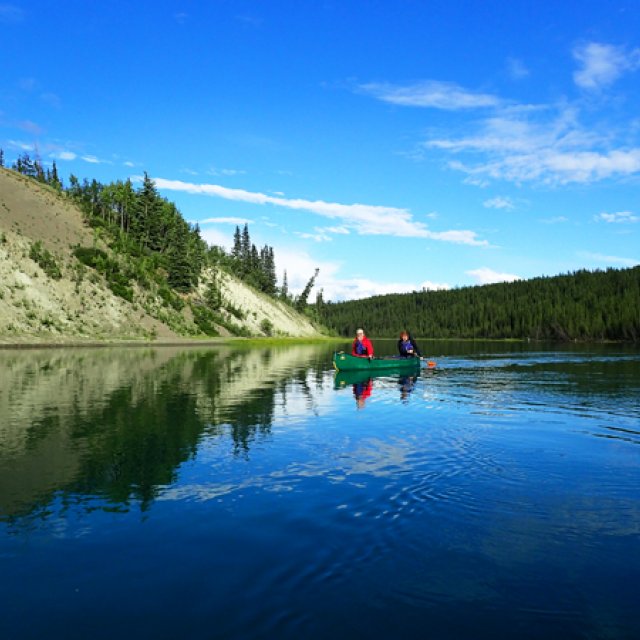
0,168 -> 320,343
319,267 -> 640,342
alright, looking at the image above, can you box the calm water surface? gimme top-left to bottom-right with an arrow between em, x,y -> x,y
1,341 -> 639,639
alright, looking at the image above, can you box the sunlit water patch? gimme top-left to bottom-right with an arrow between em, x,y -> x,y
1,343 -> 639,639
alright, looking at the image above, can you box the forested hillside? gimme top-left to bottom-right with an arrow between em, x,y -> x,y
319,267 -> 640,341
0,155 -> 322,340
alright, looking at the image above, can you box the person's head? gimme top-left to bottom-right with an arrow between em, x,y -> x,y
400,331 -> 409,340
355,328 -> 365,339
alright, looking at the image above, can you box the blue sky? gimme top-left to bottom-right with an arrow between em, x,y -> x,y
1,1 -> 639,300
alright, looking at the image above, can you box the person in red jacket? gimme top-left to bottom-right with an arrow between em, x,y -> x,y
352,328 -> 374,358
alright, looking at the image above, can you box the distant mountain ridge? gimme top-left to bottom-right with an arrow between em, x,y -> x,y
0,168 -> 320,343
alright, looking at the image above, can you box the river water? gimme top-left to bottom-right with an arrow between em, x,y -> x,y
1,341 -> 639,639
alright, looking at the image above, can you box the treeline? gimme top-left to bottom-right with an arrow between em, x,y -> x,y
319,267 -> 640,342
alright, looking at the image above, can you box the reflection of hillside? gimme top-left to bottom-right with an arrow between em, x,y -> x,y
0,345 -> 330,519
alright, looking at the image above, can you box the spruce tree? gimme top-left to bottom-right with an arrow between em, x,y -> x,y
232,226 -> 242,259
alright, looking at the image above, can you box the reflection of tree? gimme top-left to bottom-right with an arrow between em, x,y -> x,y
0,344 -> 332,520
70,385 -> 204,510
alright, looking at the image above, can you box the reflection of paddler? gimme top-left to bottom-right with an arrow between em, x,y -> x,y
353,378 -> 373,408
399,375 -> 417,401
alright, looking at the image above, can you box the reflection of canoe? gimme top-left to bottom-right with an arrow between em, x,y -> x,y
334,370 -> 376,388
333,351 -> 422,372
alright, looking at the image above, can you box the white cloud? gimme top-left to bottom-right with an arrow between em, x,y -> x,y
294,225 -> 351,242
467,267 -> 521,285
8,139 -> 34,151
573,42 -> 640,91
580,252 -> 639,268
200,216 -> 250,225
360,80 -> 500,110
483,196 -> 515,210
595,211 -> 638,224
50,150 -> 77,161
154,177 -> 488,245
429,105 -> 640,185
207,167 -> 246,177
324,225 -> 350,234
294,230 -> 332,242
322,278 -> 450,301
267,245 -> 450,301
539,216 -> 568,224
82,155 -> 101,164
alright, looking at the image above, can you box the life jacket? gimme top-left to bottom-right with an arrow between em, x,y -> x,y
400,339 -> 413,355
354,339 -> 368,355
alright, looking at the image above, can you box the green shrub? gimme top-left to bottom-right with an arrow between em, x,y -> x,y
73,246 -> 108,269
260,318 -> 274,336
30,241 -> 62,279
191,304 -> 220,336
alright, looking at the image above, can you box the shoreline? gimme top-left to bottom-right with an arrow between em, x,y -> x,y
0,335 -> 634,350
0,335 -> 340,350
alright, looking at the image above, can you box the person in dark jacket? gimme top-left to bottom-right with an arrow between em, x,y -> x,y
397,331 -> 421,357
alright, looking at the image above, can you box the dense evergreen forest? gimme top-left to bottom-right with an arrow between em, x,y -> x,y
319,268 -> 640,342
2,151 -> 320,314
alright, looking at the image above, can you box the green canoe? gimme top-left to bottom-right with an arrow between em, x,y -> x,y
333,351 -> 422,372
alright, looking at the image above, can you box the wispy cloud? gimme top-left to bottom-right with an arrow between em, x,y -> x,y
322,277 -> 451,301
273,244 -> 450,300
594,211 -> 638,223
154,178 -> 488,246
8,139 -> 34,151
207,167 -> 247,177
427,104 -> 640,185
539,216 -> 568,224
200,216 -> 250,225
466,267 -> 520,285
580,251 -> 639,267
483,196 -> 515,210
360,80 -> 500,110
50,150 -> 77,161
294,225 -> 351,242
294,230 -> 333,242
573,42 -> 640,91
